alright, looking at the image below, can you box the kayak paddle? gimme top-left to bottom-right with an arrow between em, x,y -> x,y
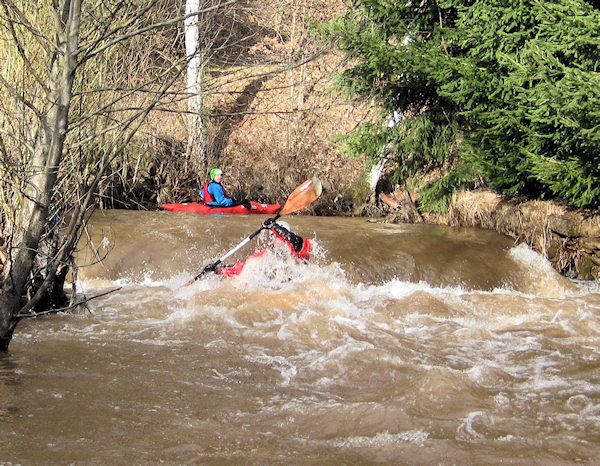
181,176 -> 322,287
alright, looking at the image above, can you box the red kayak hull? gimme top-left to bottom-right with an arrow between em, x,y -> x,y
161,201 -> 281,215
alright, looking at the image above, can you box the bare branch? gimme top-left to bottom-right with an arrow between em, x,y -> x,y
77,0 -> 240,65
0,73 -> 44,122
0,2 -> 52,95
15,286 -> 122,318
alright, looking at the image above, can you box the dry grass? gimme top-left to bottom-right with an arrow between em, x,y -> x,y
441,190 -> 565,259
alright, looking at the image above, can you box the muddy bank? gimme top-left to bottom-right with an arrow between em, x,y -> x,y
379,189 -> 600,282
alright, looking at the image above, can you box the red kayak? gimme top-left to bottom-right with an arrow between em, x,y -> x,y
161,201 -> 281,215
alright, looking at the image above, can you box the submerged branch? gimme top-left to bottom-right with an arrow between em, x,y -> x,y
14,287 -> 122,318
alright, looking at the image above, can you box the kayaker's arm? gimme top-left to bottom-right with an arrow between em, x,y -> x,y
263,219 -> 304,253
216,262 -> 244,277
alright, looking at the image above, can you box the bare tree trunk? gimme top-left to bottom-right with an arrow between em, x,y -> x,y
185,0 -> 206,176
0,0 -> 81,351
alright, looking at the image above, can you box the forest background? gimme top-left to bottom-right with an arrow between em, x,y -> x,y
1,0 -> 600,350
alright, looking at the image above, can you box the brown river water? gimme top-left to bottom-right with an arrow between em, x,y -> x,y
2,210 -> 600,464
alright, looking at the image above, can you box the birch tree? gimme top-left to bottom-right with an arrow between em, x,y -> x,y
185,0 -> 206,171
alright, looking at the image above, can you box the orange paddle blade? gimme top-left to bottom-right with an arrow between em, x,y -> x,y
279,176 -> 322,215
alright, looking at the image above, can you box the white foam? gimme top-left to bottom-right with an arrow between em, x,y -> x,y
509,243 -> 557,274
508,243 -> 581,298
332,429 -> 430,448
458,411 -> 490,440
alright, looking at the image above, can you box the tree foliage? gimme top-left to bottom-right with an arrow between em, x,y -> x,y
322,0 -> 600,210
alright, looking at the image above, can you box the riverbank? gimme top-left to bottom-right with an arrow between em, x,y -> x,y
378,189 -> 600,282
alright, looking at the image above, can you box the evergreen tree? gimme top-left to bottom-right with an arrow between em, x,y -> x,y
322,0 -> 600,209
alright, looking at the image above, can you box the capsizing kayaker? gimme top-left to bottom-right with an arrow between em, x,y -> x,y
216,220 -> 311,277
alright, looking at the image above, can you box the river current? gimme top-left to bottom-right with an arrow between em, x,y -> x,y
2,210 -> 600,464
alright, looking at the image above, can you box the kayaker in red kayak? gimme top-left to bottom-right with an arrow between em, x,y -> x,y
201,168 -> 251,209
217,220 -> 311,277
